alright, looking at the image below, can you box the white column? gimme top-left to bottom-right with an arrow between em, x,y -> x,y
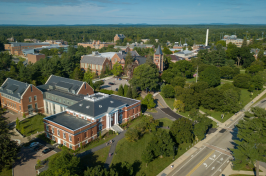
115,111 -> 118,125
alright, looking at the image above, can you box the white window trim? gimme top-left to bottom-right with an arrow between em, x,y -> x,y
63,132 -> 66,139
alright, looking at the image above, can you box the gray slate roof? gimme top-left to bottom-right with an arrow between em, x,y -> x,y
0,78 -> 29,100
45,112 -> 91,130
135,57 -> 147,65
81,56 -> 106,65
67,95 -> 138,118
155,45 -> 163,55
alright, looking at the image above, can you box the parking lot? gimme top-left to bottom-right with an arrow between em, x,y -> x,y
100,77 -> 130,91
14,144 -> 56,176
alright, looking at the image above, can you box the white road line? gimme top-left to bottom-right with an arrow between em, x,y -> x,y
170,146 -> 207,175
206,153 -> 222,169
211,156 -> 230,176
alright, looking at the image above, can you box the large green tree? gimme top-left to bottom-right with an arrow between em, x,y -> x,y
199,66 -> 221,87
233,74 -> 251,89
129,64 -> 159,91
112,62 -> 123,76
161,84 -> 175,98
170,118 -> 194,144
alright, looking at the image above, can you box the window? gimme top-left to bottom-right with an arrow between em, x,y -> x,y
86,140 -> 88,144
69,135 -> 72,142
29,97 -> 32,102
69,144 -> 72,149
57,129 -> 60,136
34,95 -> 37,101
60,106 -> 63,112
46,132 -> 50,138
63,132 -> 66,139
84,132 -> 87,138
78,114 -> 81,118
133,108 -> 134,114
78,137 -> 80,142
78,143 -> 80,148
46,125 -> 49,131
52,136 -> 55,141
52,127 -> 54,134
63,141 -> 66,146
74,113 -> 76,116
35,103 -> 38,109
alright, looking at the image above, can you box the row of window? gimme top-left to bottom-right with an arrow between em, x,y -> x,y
1,93 -> 20,102
82,63 -> 103,70
46,94 -> 74,105
29,95 -> 37,102
45,101 -> 65,115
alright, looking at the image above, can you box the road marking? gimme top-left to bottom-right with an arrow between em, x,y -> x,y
203,163 -> 207,167
206,153 -> 221,169
186,150 -> 215,176
157,100 -> 165,108
211,157 -> 230,176
211,167 -> 215,170
171,146 -> 206,176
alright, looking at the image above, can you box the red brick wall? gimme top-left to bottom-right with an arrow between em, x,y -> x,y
0,94 -> 22,113
77,82 -> 94,96
21,85 -> 44,115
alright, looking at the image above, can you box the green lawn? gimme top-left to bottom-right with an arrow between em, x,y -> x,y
146,109 -> 158,113
186,77 -> 196,83
78,133 -> 116,153
112,131 -> 191,176
19,114 -> 46,136
158,118 -> 174,128
0,168 -> 12,176
240,88 -> 265,107
162,97 -> 175,110
199,107 -> 234,123
240,69 -> 246,74
80,146 -> 110,168
232,163 -> 262,172
254,91 -> 266,105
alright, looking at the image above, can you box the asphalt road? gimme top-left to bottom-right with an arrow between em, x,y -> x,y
168,98 -> 266,176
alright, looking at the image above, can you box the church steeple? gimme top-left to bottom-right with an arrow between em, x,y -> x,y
153,45 -> 164,72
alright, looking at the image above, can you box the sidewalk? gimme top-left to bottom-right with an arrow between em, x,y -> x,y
92,75 -> 113,83
199,110 -> 222,125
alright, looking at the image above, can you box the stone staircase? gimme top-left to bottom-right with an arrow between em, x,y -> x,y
111,124 -> 124,134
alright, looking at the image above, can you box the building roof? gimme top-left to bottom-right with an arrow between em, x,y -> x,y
155,45 -> 163,55
86,52 -> 117,60
10,42 -> 50,47
45,112 -> 91,131
67,93 -> 139,118
80,56 -> 106,65
116,34 -> 125,39
134,57 -> 147,65
0,78 -> 29,100
168,55 -> 184,61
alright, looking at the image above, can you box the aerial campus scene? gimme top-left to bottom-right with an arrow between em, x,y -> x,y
0,0 -> 266,176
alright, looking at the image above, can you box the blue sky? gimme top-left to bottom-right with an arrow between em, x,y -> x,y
0,0 -> 265,25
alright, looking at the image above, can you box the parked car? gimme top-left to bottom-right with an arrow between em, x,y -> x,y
30,142 -> 39,148
33,145 -> 44,151
108,82 -> 115,85
42,148 -> 53,154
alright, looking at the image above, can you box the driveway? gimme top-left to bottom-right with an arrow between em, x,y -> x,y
2,111 -> 23,125
100,78 -> 129,91
14,146 -> 56,176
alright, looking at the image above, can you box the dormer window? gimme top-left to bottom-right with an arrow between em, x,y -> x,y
86,106 -> 90,109
110,101 -> 113,103
79,104 -> 83,106
99,105 -> 102,108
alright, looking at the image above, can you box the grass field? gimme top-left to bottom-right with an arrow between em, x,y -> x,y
232,163 -> 262,172
158,118 -> 174,127
146,109 -> 158,113
254,91 -> 266,105
0,168 -> 12,176
240,88 -> 265,107
111,131 -> 191,176
199,107 -> 234,123
162,97 -> 175,109
80,146 -> 110,168
240,69 -> 246,74
19,114 -> 46,136
186,77 -> 196,83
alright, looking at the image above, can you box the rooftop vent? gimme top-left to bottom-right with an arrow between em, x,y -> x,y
99,105 -> 102,108
86,106 -> 90,109
79,104 -> 83,106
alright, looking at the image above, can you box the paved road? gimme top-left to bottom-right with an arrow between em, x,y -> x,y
167,98 -> 266,176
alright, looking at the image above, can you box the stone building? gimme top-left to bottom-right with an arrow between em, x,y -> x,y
114,34 -> 126,42
153,45 -> 164,72
80,56 -> 112,75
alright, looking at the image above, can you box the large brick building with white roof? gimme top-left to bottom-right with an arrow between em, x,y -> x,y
43,93 -> 141,150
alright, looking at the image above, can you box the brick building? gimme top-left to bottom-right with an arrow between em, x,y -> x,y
80,56 -> 112,75
4,42 -> 50,56
43,93 -> 141,150
0,78 -> 44,115
110,50 -> 141,68
114,34 -> 125,42
153,45 -> 164,72
27,53 -> 45,64
78,40 -> 115,49
37,75 -> 94,116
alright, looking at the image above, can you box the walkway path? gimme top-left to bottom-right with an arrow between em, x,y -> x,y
199,110 -> 222,125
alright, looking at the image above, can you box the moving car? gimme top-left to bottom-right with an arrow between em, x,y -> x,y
42,148 -> 53,154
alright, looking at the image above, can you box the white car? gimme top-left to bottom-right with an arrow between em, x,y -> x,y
30,142 -> 39,148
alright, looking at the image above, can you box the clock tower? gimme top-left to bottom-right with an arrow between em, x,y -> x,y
153,45 -> 164,72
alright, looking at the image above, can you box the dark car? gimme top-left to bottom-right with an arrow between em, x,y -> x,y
33,145 -> 44,151
108,82 -> 115,85
42,148 -> 53,154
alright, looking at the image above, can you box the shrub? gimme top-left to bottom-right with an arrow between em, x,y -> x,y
125,128 -> 139,142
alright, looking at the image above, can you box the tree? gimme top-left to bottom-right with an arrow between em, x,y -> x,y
125,128 -> 139,142
0,115 -> 18,171
129,64 -> 159,91
124,84 -> 128,96
112,62 -> 123,76
201,88 -> 224,111
171,76 -> 186,88
16,117 -> 20,130
142,94 -> 156,109
233,74 -> 251,89
246,64 -> 264,75
83,66 -> 95,83
199,66 -> 221,87
193,116 -> 212,141
126,86 -> 132,98
141,148 -> 154,167
216,40 -> 226,47
170,118 -> 194,144
231,116 -> 266,173
251,75 -> 264,90
84,165 -> 118,176
71,67 -> 83,81
21,127 -> 25,135
162,47 -> 172,54
40,150 -> 80,176
132,87 -> 139,99
161,85 -> 175,98
220,89 -> 242,113
117,84 -> 124,96
173,100 -> 185,113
